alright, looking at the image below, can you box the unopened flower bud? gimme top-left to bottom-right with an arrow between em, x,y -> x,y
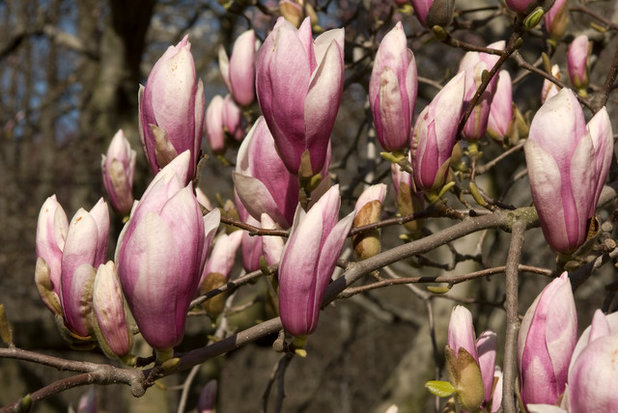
352,184 -> 387,260
568,35 -> 590,91
138,35 -> 205,181
518,272 -> 577,405
544,0 -> 568,40
218,29 -> 258,106
101,130 -> 136,216
91,261 -> 132,361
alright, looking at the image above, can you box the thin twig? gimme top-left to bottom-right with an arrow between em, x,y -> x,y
569,5 -> 618,30
337,264 -> 550,298
475,141 -> 525,175
176,365 -> 200,413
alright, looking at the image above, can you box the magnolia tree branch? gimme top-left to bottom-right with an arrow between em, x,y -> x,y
502,221 -> 526,413
7,178 -> 618,410
338,264 -> 552,298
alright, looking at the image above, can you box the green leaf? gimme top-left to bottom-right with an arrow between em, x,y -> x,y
425,380 -> 456,398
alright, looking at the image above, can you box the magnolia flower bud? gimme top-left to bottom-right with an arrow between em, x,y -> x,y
256,17 -> 344,176
352,184 -> 387,260
222,95 -> 244,142
279,185 -> 354,336
391,162 -> 424,236
445,306 -> 484,411
138,35 -> 205,181
101,130 -> 136,216
518,272 -> 577,406
233,117 -> 299,229
261,213 -> 284,266
505,0 -> 536,13
115,152 -> 220,351
369,22 -> 417,151
544,0 -> 568,40
60,198 -> 110,338
219,29 -> 258,106
476,330 -> 497,405
205,95 -> 225,154
411,72 -> 465,191
201,231 -> 243,285
567,35 -> 590,91
565,311 -> 618,412
91,261 -> 132,360
35,195 -> 69,317
524,89 -> 613,253
487,70 -> 513,141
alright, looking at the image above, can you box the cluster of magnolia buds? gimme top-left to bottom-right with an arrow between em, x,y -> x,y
31,0 -> 616,395
435,273 -> 618,412
518,273 -> 618,412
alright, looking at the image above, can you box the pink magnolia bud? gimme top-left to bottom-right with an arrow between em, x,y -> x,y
369,22 -> 417,151
391,160 -> 424,235
256,17 -> 344,176
222,95 -> 244,142
101,130 -> 136,216
541,64 -> 561,104
517,272 -> 577,406
235,192 -> 263,272
411,72 -> 465,191
561,311 -> 618,412
91,261 -> 132,359
61,198 -> 110,337
447,306 -> 478,362
233,117 -> 299,228
568,332 -> 618,412
568,35 -> 590,90
446,305 -> 484,410
205,95 -> 225,154
409,0 -> 455,27
476,330 -> 497,404
138,35 -> 205,181
242,221 -> 263,272
524,89 -> 613,253
544,0 -> 568,39
219,29 -> 258,106
198,380 -> 218,413
261,213 -> 284,266
568,310 -> 618,375
486,70 -> 513,141
505,0 -> 537,13
353,184 -> 387,259
279,185 -> 354,336
115,152 -> 220,351
459,41 -> 504,140
201,230 -> 243,285
35,195 -> 69,316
